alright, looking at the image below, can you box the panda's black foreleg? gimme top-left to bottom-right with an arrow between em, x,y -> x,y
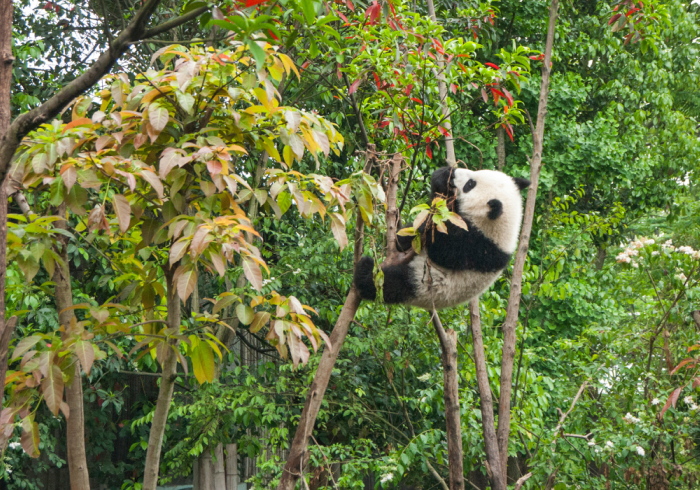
354,256 -> 377,300
381,262 -> 416,305
354,256 -> 417,305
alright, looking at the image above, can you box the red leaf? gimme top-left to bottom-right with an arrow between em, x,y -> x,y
609,13 -> 623,24
670,358 -> 696,375
491,88 -> 503,104
349,78 -> 361,95
529,54 -> 545,61
693,377 -> 700,390
337,10 -> 349,23
245,0 -> 268,6
481,88 -> 488,103
410,97 -> 423,105
426,144 -> 432,159
660,387 -> 682,418
502,88 -> 514,106
345,0 -> 354,12
450,83 -> 457,94
509,70 -> 520,77
503,124 -> 514,142
373,72 -> 380,87
404,83 -> 414,95
337,64 -> 342,80
301,60 -> 310,71
485,62 -> 500,70
267,29 -> 279,41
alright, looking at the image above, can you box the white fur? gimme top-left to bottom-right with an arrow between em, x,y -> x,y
406,168 -> 524,310
405,254 -> 501,310
451,168 -> 523,254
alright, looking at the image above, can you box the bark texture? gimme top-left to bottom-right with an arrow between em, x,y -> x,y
276,289 -> 362,490
496,0 -> 559,477
425,0 -> 455,165
142,265 -> 180,490
276,149 -> 379,490
469,300 -> 506,490
53,204 -> 91,490
0,0 -> 14,405
432,315 -> 464,490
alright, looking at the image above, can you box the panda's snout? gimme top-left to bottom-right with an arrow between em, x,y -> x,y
487,199 -> 503,220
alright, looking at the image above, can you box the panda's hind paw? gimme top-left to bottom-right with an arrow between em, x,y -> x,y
353,256 -> 377,301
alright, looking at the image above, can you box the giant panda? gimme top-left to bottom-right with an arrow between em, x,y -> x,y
353,167 -> 530,310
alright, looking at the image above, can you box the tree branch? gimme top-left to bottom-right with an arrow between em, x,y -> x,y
496,0 -> 559,476
0,0 -> 209,186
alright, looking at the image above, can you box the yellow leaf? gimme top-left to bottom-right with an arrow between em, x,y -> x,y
279,53 -> 300,80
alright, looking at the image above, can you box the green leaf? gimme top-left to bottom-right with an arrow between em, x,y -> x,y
236,304 -> 254,325
247,39 -> 267,72
301,0 -> 316,24
277,191 -> 292,215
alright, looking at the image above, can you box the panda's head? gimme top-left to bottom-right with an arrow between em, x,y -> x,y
430,167 -> 530,254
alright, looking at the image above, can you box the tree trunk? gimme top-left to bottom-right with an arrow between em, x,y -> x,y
469,300 -> 506,490
213,443 -> 226,490
496,127 -> 506,170
52,204 -> 91,490
142,265 -> 180,490
432,315 -> 464,490
225,443 -> 239,490
0,0 -> 15,405
496,0 -> 559,477
425,0 -> 455,165
275,288 -> 362,490
276,149 -> 376,490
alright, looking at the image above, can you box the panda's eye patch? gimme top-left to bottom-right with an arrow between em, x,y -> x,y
463,179 -> 477,193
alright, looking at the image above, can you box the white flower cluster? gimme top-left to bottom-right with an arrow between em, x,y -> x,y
623,412 -> 641,425
617,236 -> 700,270
606,440 -> 614,448
262,277 -> 276,286
417,373 -> 431,382
636,446 -> 645,457
683,396 -> 699,411
380,473 -> 394,484
292,268 -> 302,275
8,442 -> 20,450
651,398 -> 661,405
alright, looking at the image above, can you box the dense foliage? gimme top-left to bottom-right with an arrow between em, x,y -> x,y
2,0 -> 700,489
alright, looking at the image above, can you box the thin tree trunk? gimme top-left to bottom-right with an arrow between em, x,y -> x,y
496,0 -> 559,477
276,150 -> 383,490
0,0 -> 14,405
496,127 -> 505,170
142,265 -> 180,490
52,204 -> 91,490
275,289 -> 361,490
469,300 -> 506,490
425,0 -> 455,165
423,2 -> 466,487
225,443 -> 238,490
213,443 -> 226,490
432,314 -> 464,490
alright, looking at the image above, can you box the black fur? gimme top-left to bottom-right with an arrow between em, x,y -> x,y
430,167 -> 456,200
353,256 -> 417,304
381,263 -> 417,304
354,256 -> 377,300
425,218 -> 511,273
487,199 -> 503,220
396,226 -> 415,253
514,177 -> 530,191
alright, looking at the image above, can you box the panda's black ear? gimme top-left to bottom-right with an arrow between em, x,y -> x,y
514,177 -> 530,191
431,167 -> 454,198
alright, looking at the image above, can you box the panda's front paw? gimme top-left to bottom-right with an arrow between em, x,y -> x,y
353,256 -> 377,301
